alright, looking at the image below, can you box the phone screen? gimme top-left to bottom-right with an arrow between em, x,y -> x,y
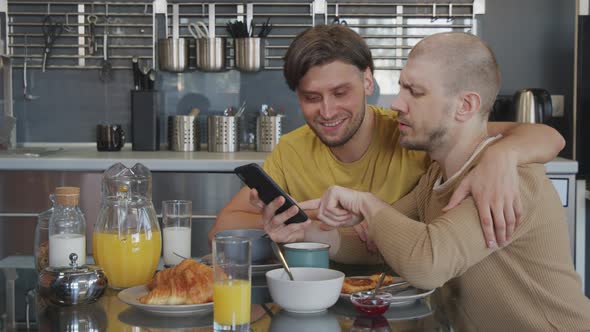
234,163 -> 308,224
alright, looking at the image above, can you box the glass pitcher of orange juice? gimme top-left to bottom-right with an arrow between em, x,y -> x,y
93,163 -> 161,289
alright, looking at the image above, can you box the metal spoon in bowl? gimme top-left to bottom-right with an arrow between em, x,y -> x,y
270,241 -> 294,281
371,272 -> 387,298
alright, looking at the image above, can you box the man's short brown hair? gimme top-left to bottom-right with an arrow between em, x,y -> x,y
283,25 -> 374,91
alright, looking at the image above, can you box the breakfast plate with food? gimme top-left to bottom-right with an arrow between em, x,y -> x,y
118,259 -> 214,317
339,274 -> 434,306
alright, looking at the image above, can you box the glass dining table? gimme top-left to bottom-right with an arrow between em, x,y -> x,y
32,273 -> 453,332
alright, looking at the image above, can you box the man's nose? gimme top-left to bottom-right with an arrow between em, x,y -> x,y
319,96 -> 339,119
390,96 -> 407,113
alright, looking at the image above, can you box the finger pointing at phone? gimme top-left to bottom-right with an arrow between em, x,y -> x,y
299,186 -> 365,227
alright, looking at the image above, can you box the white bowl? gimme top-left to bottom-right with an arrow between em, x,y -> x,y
265,267 -> 344,314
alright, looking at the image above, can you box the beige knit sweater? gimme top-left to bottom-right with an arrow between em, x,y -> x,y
333,150 -> 590,331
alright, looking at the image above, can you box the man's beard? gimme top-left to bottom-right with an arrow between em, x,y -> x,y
399,103 -> 452,152
312,102 -> 366,148
400,126 -> 448,152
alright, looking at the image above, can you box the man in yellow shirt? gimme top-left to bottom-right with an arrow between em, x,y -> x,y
210,25 -> 564,250
299,31 -> 590,331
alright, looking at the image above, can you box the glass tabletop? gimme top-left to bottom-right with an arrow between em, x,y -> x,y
29,287 -> 452,332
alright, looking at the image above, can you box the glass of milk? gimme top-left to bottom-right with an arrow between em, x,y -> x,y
162,200 -> 192,267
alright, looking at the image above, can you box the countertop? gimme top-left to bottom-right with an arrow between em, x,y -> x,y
0,143 -> 579,174
0,144 -> 268,172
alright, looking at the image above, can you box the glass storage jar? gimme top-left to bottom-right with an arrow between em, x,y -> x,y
35,193 -> 54,273
48,187 -> 86,268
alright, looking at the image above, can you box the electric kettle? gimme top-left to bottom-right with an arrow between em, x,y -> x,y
512,88 -> 553,124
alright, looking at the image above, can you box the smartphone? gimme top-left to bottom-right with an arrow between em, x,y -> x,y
234,163 -> 308,224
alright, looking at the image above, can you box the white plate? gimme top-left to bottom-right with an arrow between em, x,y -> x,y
388,287 -> 436,306
117,286 -> 213,317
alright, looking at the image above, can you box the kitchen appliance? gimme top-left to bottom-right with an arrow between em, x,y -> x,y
512,88 -> 553,124
93,163 -> 161,289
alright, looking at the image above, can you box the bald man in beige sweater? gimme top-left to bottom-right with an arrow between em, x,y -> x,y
300,32 -> 590,331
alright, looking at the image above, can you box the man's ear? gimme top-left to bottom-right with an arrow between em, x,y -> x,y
363,68 -> 374,96
456,91 -> 481,122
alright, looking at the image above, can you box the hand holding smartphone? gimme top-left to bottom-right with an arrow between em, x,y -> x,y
234,163 -> 308,224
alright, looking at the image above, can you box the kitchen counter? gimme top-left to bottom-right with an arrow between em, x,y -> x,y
0,144 -> 268,172
0,144 -> 578,174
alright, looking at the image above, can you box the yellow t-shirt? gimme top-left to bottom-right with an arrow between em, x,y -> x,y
262,105 -> 430,203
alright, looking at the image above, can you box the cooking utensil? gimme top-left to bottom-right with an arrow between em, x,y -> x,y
87,15 -> 98,56
41,15 -> 63,72
332,16 -> 348,25
257,17 -> 273,38
23,36 -> 39,100
235,100 -> 247,118
37,253 -> 107,305
172,4 -> 180,40
132,57 -> 140,90
99,17 -> 113,82
271,241 -> 294,281
188,21 -> 209,39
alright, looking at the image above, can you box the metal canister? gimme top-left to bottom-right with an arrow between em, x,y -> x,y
256,115 -> 282,152
234,38 -> 264,72
207,115 -> 239,152
168,115 -> 200,152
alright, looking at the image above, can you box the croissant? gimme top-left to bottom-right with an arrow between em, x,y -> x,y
139,258 -> 214,305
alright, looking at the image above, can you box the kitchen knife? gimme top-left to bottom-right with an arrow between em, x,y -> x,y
132,57 -> 140,90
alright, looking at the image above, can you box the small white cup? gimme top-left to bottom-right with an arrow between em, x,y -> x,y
162,200 -> 192,267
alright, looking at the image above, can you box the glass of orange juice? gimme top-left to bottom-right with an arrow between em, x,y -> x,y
213,236 -> 251,332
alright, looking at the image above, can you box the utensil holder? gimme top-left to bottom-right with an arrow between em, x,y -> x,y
207,115 -> 239,152
158,38 -> 189,73
168,115 -> 200,152
234,38 -> 264,72
256,115 -> 282,152
196,38 -> 227,72
131,90 -> 160,151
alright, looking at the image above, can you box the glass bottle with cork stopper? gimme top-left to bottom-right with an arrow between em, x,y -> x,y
48,187 -> 87,267
34,193 -> 55,273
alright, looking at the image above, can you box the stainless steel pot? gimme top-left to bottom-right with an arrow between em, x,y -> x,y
196,37 -> 227,72
38,253 -> 108,306
158,38 -> 188,72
